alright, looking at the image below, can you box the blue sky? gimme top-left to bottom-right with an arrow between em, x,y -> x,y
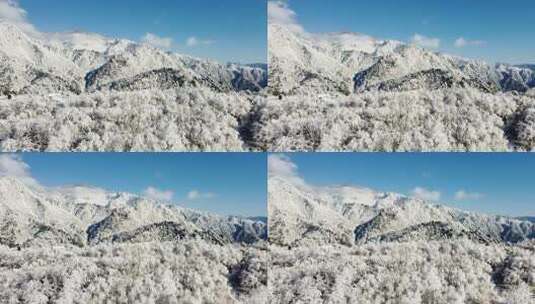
276,153 -> 535,217
12,153 -> 267,217
17,0 -> 266,63
271,0 -> 535,64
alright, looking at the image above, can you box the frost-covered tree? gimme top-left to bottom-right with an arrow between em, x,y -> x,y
0,241 -> 268,304
269,241 -> 534,304
252,88 -> 535,151
0,88 -> 260,152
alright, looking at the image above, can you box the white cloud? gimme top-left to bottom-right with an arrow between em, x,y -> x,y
55,185 -> 109,206
268,154 -> 306,186
143,186 -> 174,201
454,190 -> 483,201
49,31 -> 111,52
0,0 -> 40,36
0,154 -> 29,177
141,33 -> 173,49
187,190 -> 199,200
185,36 -> 214,47
411,34 -> 440,49
268,1 -> 304,33
411,187 -> 441,201
454,37 -> 486,48
268,154 -> 297,177
187,190 -> 215,200
0,154 -> 39,186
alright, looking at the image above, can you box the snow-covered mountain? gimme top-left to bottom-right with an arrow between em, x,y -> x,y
267,161 -> 535,303
0,22 -> 267,97
268,23 -> 535,95
517,216 -> 535,223
0,176 -> 266,248
268,175 -> 535,247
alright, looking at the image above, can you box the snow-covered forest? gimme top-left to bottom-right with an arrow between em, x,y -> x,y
269,240 -> 534,304
3,15 -> 535,152
0,19 -> 266,152
0,241 -> 268,304
266,18 -> 535,152
0,88 -> 257,152
0,157 -> 268,303
3,87 -> 535,152
253,88 -> 535,151
267,155 -> 535,304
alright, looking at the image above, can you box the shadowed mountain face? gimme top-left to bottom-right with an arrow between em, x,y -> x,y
0,176 -> 266,248
516,64 -> 535,72
0,22 -> 267,97
268,176 -> 535,247
268,24 -> 535,96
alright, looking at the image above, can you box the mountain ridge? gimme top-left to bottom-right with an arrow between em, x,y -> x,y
0,176 -> 267,248
268,23 -> 535,96
268,175 -> 535,247
0,22 -> 267,97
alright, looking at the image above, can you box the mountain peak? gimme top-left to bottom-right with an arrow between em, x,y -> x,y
0,21 -> 25,33
49,31 -> 115,53
0,175 -> 267,248
0,23 -> 267,97
269,23 -> 535,95
0,21 -> 34,44
269,176 -> 535,246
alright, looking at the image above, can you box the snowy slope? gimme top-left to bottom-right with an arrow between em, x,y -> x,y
268,176 -> 535,246
268,175 -> 405,246
0,176 -> 266,248
0,22 -> 85,95
0,21 -> 267,152
268,23 -> 535,95
0,175 -> 267,303
0,22 -> 267,97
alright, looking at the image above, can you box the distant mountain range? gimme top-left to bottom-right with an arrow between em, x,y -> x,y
0,22 -> 267,97
516,64 -> 535,71
516,216 -> 535,223
268,23 -> 535,96
0,176 -> 266,248
268,175 -> 535,247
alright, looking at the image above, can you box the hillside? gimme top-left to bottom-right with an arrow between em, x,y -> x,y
268,174 -> 535,303
0,22 -> 268,152
263,23 -> 535,152
0,175 -> 267,303
268,175 -> 534,247
0,22 -> 266,97
0,176 -> 267,248
268,24 -> 535,96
